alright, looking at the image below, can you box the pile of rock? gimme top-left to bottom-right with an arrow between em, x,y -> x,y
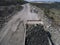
25,25 -> 50,45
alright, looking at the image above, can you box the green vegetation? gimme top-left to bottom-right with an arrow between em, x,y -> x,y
0,0 -> 28,5
17,0 -> 24,2
31,2 -> 60,25
17,0 -> 27,4
16,5 -> 23,11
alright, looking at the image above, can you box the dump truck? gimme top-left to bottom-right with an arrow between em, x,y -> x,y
25,20 -> 53,45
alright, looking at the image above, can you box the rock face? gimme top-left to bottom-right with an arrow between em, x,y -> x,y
25,25 -> 50,45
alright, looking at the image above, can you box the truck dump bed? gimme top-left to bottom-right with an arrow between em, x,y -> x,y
26,20 -> 44,25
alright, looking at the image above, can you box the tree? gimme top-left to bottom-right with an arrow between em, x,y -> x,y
17,0 -> 24,3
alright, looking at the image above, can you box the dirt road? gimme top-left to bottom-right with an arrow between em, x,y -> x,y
0,3 -> 40,45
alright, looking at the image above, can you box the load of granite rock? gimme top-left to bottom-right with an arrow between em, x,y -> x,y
25,25 -> 53,45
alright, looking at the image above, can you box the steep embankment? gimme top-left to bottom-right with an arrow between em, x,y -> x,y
31,2 -> 60,26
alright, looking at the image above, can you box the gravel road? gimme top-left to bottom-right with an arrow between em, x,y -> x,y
0,3 -> 41,45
